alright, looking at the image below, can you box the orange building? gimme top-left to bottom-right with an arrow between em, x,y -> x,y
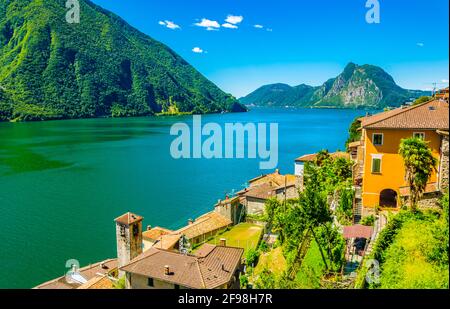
349,99 -> 449,220
435,87 -> 449,101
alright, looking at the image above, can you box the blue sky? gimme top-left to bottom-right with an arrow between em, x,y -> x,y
91,0 -> 449,97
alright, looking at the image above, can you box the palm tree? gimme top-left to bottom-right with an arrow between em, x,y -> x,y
399,137 -> 437,211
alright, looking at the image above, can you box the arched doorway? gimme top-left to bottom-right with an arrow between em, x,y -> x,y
379,189 -> 397,208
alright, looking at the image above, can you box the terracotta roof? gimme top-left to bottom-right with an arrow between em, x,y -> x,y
114,212 -> 143,226
242,182 -> 276,200
34,259 -> 117,289
175,212 -> 232,239
295,151 -> 350,162
248,170 -> 294,187
120,245 -> 243,289
360,100 -> 449,130
343,225 -> 373,239
152,233 -> 181,250
143,227 -> 173,241
77,275 -> 115,289
274,181 -> 297,191
348,140 -> 362,148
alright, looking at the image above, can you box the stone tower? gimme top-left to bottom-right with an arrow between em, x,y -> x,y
115,212 -> 143,276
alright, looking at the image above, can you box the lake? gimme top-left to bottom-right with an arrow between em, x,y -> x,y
0,107 -> 368,288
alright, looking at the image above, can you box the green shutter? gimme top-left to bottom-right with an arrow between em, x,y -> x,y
372,158 -> 381,173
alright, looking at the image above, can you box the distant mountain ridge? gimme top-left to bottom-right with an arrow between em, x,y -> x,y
0,0 -> 245,121
240,63 -> 431,109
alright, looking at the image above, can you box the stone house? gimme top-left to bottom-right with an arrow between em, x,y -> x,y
120,244 -> 243,289
239,170 -> 299,216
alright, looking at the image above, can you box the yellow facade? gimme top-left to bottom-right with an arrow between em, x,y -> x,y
361,128 -> 441,209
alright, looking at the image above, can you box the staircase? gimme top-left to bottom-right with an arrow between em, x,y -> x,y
364,213 -> 388,256
353,186 -> 363,224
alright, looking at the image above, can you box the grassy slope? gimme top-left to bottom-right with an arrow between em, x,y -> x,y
254,247 -> 287,277
295,241 -> 327,288
378,214 -> 449,288
206,223 -> 263,255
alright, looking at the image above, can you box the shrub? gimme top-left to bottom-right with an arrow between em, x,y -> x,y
361,215 -> 375,226
245,248 -> 260,267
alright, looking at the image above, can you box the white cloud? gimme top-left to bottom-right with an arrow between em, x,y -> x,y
158,20 -> 180,30
254,24 -> 264,29
416,42 -> 424,47
222,23 -> 238,29
442,79 -> 449,83
225,15 -> 244,25
192,47 -> 205,53
195,18 -> 220,30
266,28 -> 273,32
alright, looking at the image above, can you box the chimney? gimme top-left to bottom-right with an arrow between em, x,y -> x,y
147,225 -> 152,231
220,238 -> 227,247
188,219 -> 194,225
275,169 -> 280,174
164,265 -> 170,275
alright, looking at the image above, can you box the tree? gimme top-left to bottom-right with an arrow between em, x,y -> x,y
399,137 -> 437,211
413,96 -> 431,105
345,116 -> 363,150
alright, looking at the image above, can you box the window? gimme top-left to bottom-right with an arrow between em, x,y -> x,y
133,225 -> 139,236
413,132 -> 425,140
373,133 -> 383,146
371,157 -> 382,173
147,278 -> 154,287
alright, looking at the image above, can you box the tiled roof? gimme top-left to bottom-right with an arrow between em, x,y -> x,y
77,276 -> 115,289
114,212 -> 143,225
143,227 -> 173,241
242,182 -> 276,200
152,234 -> 181,250
248,170 -> 294,187
295,151 -> 350,162
348,140 -> 362,148
34,259 -> 117,289
120,245 -> 243,289
360,100 -> 449,130
343,225 -> 373,239
175,212 -> 232,239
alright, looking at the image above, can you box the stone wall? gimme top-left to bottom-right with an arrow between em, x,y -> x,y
127,273 -> 188,289
246,197 -> 266,215
439,133 -> 449,191
400,191 -> 442,211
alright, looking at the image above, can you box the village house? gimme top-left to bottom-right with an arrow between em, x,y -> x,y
238,169 -> 299,216
142,210 -> 234,251
115,212 -> 243,289
120,243 -> 243,289
348,99 -> 449,219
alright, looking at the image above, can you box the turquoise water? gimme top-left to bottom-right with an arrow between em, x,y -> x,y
0,107 -> 367,288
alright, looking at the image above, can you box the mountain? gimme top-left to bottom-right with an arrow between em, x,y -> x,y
240,63 -> 431,109
0,0 -> 245,121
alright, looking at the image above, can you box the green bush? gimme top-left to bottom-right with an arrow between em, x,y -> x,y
245,248 -> 260,267
361,215 -> 375,226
